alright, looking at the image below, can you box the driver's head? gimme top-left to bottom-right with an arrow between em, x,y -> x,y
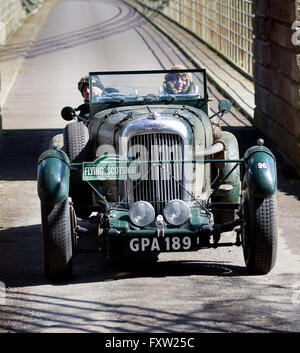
78,75 -> 104,101
78,76 -> 89,97
164,65 -> 193,94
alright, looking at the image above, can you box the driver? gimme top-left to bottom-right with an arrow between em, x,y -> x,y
78,75 -> 104,103
163,65 -> 194,94
76,75 -> 104,117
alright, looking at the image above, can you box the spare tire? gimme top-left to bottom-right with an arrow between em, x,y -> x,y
63,122 -> 93,219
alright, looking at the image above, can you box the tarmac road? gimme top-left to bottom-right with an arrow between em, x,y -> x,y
0,0 -> 300,334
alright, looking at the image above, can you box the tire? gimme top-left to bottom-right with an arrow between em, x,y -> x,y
241,190 -> 278,274
41,198 -> 73,281
63,122 -> 92,219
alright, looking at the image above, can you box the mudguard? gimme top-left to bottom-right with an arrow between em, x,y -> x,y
37,149 -> 70,204
243,145 -> 277,198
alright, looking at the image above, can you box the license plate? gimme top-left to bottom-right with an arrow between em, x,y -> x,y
128,236 -> 197,253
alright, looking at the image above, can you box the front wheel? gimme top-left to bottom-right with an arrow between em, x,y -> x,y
241,191 -> 278,274
41,198 -> 73,281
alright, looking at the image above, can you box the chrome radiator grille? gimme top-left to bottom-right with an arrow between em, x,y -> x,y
128,133 -> 184,214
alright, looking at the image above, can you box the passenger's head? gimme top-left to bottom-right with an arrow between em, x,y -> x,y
164,65 -> 193,94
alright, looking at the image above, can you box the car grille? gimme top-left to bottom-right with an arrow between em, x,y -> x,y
128,133 -> 184,214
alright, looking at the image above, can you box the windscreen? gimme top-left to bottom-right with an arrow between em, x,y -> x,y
89,69 -> 207,104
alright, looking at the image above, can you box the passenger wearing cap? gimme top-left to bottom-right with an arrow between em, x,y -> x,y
163,65 -> 222,140
78,75 -> 104,103
163,65 -> 195,94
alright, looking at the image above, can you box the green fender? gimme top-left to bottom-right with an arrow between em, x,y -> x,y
37,148 -> 70,204
243,145 -> 277,198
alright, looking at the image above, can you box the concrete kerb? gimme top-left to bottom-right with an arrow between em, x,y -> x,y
122,0 -> 255,122
0,0 -> 59,136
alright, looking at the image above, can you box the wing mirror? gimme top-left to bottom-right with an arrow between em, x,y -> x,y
61,106 -> 76,121
209,99 -> 232,120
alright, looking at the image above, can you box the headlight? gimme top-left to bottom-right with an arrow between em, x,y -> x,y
129,201 -> 155,227
164,200 -> 190,226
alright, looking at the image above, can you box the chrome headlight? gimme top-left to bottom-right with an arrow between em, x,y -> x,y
164,200 -> 190,226
129,201 -> 155,227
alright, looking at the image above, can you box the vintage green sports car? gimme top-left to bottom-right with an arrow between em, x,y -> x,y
37,69 -> 278,281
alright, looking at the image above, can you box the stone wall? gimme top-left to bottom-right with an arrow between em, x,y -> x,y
0,0 -> 43,45
0,0 -> 45,135
253,0 -> 300,173
0,0 -> 26,45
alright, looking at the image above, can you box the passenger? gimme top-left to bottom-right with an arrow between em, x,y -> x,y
162,65 -> 195,94
163,66 -> 222,140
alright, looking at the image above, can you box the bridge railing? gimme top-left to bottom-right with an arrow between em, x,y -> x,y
137,0 -> 254,77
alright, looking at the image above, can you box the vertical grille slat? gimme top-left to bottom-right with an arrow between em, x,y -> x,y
174,134 -> 180,199
128,133 -> 184,214
165,134 -> 170,203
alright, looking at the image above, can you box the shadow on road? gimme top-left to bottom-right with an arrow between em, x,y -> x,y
0,220 -> 252,290
0,286 -> 289,333
0,129 -> 61,181
0,222 -> 297,333
0,246 -> 292,333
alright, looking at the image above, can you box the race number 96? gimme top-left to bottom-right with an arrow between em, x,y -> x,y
257,162 -> 268,169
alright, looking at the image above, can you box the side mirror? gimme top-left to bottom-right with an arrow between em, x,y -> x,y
61,106 -> 76,121
218,99 -> 231,115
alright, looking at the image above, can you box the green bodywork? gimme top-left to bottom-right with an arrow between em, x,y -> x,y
37,149 -> 70,204
244,145 -> 277,197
